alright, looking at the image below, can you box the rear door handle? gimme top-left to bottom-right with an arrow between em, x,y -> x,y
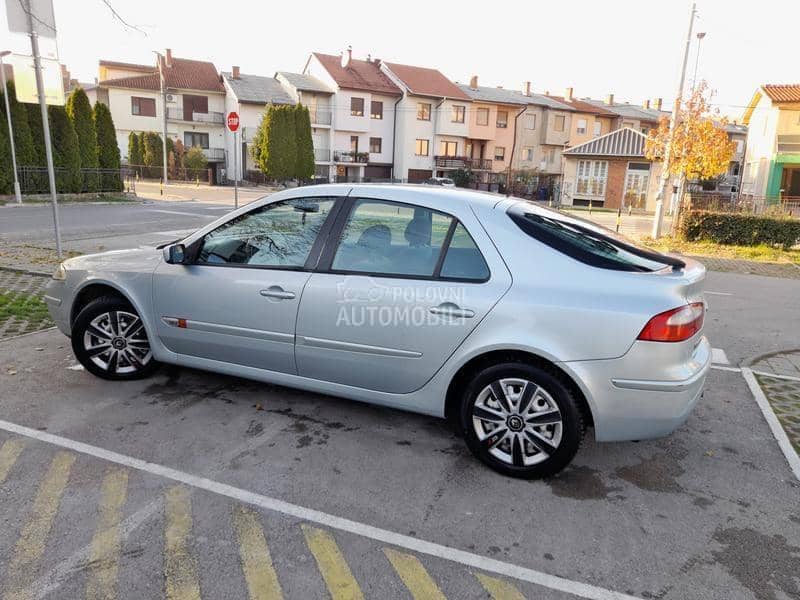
260,286 -> 296,300
429,303 -> 475,318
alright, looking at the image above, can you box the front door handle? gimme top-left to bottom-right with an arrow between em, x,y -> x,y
260,286 -> 296,300
429,302 -> 475,318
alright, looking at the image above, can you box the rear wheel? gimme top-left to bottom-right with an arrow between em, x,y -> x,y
71,296 -> 158,380
459,362 -> 584,478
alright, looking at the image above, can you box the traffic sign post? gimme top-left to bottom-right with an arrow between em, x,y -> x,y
227,112 -> 240,209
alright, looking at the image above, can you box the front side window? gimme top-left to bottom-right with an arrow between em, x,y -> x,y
184,132 -> 209,149
476,108 -> 489,126
332,199 -> 452,277
131,97 -> 156,117
496,110 -> 508,128
439,140 -> 458,157
369,137 -> 382,153
417,103 -> 431,121
370,100 -> 383,119
350,97 -> 364,116
415,139 -> 429,156
494,146 -> 505,161
196,198 -> 337,267
451,105 -> 465,123
554,114 -> 565,132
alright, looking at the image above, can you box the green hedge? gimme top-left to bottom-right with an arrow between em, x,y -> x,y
679,210 -> 800,249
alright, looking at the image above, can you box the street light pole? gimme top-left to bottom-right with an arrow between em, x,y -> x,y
651,1 -> 697,240
692,32 -> 706,91
0,51 -> 22,204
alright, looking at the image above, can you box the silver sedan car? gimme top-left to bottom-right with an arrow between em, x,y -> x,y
44,184 -> 710,478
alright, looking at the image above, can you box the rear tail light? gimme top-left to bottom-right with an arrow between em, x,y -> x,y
637,302 -> 705,342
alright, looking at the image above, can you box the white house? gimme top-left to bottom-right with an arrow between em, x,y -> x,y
96,50 -> 227,182
303,50 -> 401,182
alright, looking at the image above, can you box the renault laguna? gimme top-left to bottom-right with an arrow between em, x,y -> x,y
45,184 -> 710,478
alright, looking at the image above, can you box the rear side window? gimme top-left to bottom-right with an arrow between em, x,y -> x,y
440,224 -> 489,280
508,204 -> 683,272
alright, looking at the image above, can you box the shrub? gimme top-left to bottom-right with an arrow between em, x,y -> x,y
94,102 -> 122,191
48,105 -> 82,193
3,82 -> 36,167
294,104 -> 314,180
127,131 -> 142,165
184,145 -> 208,170
679,210 -> 800,250
66,86 -> 99,191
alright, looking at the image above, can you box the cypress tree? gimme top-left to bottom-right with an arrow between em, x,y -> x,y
66,86 -> 99,191
25,103 -> 47,192
143,131 -> 163,168
294,104 -> 315,180
280,105 -> 297,181
94,102 -> 122,191
48,105 -> 82,193
3,82 -> 36,167
0,104 -> 10,194
127,131 -> 141,165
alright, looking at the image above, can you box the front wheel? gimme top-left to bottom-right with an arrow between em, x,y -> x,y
71,296 -> 159,381
460,362 -> 585,479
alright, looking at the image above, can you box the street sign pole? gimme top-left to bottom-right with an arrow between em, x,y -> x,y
234,129 -> 238,209
0,53 -> 22,204
25,0 -> 62,257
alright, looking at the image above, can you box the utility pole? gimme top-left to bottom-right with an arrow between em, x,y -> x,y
26,0 -> 62,257
0,51 -> 22,204
155,51 -> 168,186
652,1 -> 697,239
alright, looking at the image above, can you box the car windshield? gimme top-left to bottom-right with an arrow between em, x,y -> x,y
507,202 -> 683,272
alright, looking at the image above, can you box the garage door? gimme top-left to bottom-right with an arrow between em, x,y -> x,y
407,169 -> 432,183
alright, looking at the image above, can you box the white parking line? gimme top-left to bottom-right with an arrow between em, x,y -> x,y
0,418 -> 640,600
711,365 -> 741,373
711,348 -> 730,365
146,209 -> 216,218
741,368 -> 800,481
705,291 -> 733,296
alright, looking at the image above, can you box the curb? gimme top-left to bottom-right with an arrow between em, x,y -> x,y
0,265 -> 52,277
0,326 -> 57,344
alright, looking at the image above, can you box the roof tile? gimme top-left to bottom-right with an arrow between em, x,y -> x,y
313,53 -> 401,96
383,62 -> 470,100
222,72 -> 294,105
762,84 -> 800,103
99,55 -> 224,93
545,95 -> 617,116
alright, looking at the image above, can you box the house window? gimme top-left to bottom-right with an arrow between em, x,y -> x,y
525,147 -> 534,161
370,101 -> 383,119
593,121 -> 602,137
369,137 -> 382,154
494,146 -> 505,161
184,132 -> 209,149
439,141 -> 458,157
576,159 -> 608,196
451,105 -> 465,123
622,121 -> 636,129
350,136 -> 359,154
415,139 -> 429,156
576,119 -> 587,135
526,114 -> 536,129
131,97 -> 156,117
735,139 -> 744,153
496,110 -> 508,128
350,97 -> 364,116
417,102 -> 431,121
476,108 -> 489,126
554,114 -> 565,132
544,148 -> 555,164
641,127 -> 649,135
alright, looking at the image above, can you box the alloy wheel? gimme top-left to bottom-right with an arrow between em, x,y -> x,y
82,310 -> 152,375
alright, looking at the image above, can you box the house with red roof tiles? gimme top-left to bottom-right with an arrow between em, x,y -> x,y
97,50 -> 227,182
741,84 -> 800,200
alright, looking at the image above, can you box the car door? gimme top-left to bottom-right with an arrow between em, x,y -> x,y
294,196 -> 512,394
152,195 -> 341,374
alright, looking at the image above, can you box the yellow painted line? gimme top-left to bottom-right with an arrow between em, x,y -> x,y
232,505 -> 284,600
164,486 -> 201,600
301,525 -> 364,600
0,439 -> 25,483
475,572 -> 527,600
3,451 -> 75,600
85,468 -> 129,600
383,548 -> 446,600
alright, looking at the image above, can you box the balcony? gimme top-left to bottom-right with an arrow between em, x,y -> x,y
202,148 -> 225,161
167,107 -> 225,124
309,109 -> 332,126
314,148 -> 331,162
333,151 -> 368,163
434,156 -> 492,170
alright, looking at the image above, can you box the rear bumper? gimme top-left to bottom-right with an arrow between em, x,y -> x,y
563,335 -> 711,442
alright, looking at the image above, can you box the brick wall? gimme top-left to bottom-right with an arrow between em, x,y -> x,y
604,160 -> 627,209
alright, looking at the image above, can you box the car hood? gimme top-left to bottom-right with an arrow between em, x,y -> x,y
64,246 -> 163,272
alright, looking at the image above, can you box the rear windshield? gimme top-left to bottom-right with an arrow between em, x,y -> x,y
507,203 -> 684,272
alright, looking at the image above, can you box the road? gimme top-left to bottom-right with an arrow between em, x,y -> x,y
0,193 -> 798,600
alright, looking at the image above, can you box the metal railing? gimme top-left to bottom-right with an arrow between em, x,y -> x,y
686,192 -> 800,218
433,156 -> 492,170
333,151 -> 368,163
166,107 -> 225,124
202,148 -> 226,161
127,164 -> 211,184
309,109 -> 332,125
314,148 -> 331,162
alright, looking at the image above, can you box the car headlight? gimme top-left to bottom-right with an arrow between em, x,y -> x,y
52,263 -> 67,281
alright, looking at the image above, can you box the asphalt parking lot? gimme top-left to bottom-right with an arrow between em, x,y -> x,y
0,268 -> 799,600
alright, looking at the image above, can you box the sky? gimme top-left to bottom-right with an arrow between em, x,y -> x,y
2,0 -> 797,121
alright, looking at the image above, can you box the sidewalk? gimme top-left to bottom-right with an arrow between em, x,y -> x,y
749,350 -> 800,454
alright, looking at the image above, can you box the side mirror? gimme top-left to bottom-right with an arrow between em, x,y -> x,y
164,243 -> 187,264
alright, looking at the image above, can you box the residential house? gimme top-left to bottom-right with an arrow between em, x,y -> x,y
721,122 -> 747,193
304,50 -> 401,182
585,95 -> 667,135
546,88 -> 616,146
97,50 -> 226,181
561,128 -> 663,211
741,84 -> 800,200
221,67 -> 296,181
380,61 -> 472,183
275,71 -> 335,179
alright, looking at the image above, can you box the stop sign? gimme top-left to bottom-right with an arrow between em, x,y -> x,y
227,111 -> 240,132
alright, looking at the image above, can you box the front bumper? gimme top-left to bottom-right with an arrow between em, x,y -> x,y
43,279 -> 71,336
563,335 -> 711,442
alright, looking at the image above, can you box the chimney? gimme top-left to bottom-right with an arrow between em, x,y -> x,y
523,81 -> 531,96
341,46 -> 352,68
605,93 -> 614,105
654,97 -> 663,111
469,75 -> 478,89
643,99 -> 650,109
565,87 -> 574,101
374,58 -> 381,67
165,48 -> 173,68
232,66 -> 240,79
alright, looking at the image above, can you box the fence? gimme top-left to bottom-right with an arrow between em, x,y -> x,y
126,164 -> 212,184
685,192 -> 800,219
16,166 -> 133,194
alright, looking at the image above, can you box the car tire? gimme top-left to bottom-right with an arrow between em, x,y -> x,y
459,362 -> 585,479
71,296 -> 159,381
